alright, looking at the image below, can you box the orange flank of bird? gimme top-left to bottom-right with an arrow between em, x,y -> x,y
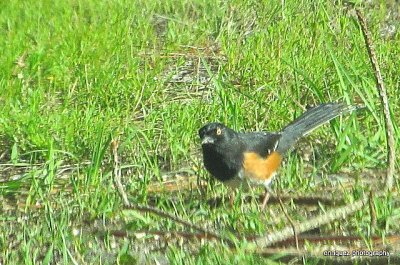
243,151 -> 282,181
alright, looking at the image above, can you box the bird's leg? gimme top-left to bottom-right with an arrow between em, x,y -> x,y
261,187 -> 273,211
229,190 -> 236,206
261,189 -> 270,210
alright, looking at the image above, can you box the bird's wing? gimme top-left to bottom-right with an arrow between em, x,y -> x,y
237,132 -> 281,157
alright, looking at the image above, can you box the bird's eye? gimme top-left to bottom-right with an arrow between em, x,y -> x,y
216,127 -> 222,135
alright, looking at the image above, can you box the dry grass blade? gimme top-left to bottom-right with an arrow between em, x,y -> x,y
355,8 -> 396,191
277,195 -> 299,250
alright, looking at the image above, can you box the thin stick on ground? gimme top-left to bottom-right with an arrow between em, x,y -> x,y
107,230 -> 400,246
124,204 -> 228,242
277,195 -> 299,250
111,139 -> 131,207
355,8 -> 396,191
110,139 -> 229,243
254,196 -> 369,247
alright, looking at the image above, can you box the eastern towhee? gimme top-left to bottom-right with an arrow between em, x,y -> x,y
199,102 -> 358,209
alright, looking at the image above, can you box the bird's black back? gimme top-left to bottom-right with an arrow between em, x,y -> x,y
237,132 -> 281,157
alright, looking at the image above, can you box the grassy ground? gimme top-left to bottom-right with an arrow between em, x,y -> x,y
1,0 -> 399,264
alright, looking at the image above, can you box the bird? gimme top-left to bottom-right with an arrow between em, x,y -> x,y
198,102 -> 358,209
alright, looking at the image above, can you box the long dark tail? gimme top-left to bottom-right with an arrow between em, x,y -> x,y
276,102 -> 357,154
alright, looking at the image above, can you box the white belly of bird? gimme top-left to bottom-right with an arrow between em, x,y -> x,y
223,169 -> 276,190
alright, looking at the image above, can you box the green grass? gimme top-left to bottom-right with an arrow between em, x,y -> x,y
1,0 -> 400,263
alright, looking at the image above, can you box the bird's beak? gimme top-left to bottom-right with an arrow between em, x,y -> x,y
201,136 -> 214,145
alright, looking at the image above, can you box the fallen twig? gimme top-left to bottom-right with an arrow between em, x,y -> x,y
108,228 -> 400,248
110,139 -> 230,243
124,204 -> 228,242
254,196 -> 369,247
111,139 -> 130,207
